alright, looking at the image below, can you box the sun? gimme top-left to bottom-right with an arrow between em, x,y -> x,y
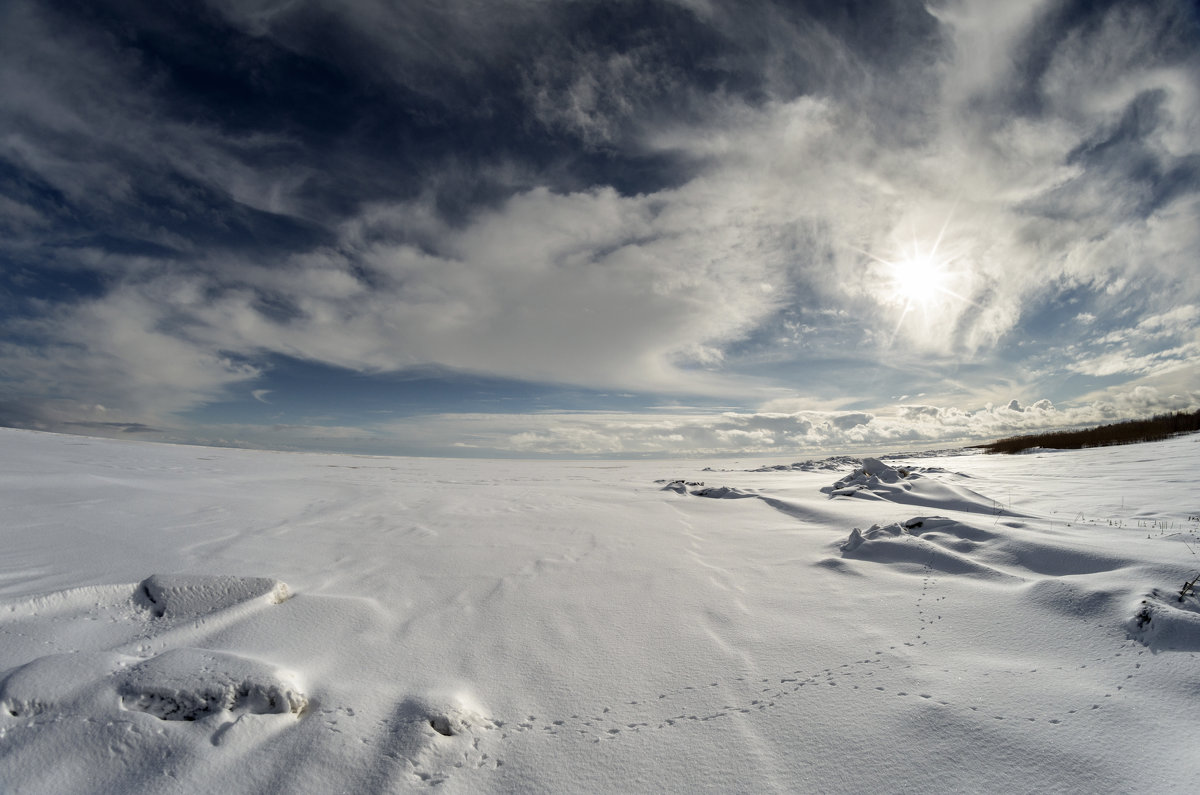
851,210 -> 979,345
887,252 -> 952,306
857,244 -> 964,311
854,214 -> 974,313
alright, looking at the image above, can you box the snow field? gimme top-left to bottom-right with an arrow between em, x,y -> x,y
1,429 -> 1199,792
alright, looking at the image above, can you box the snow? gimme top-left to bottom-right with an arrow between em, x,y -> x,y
1,427 -> 1199,792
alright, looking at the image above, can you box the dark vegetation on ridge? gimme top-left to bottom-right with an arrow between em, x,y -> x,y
976,409 -> 1200,454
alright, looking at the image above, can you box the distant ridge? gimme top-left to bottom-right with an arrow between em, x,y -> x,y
976,409 -> 1200,454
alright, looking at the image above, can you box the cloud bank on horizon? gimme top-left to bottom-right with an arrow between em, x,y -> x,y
0,0 -> 1197,456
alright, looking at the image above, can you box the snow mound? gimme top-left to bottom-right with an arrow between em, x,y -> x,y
118,648 -> 307,721
837,514 -> 1146,586
0,651 -> 125,718
822,458 -> 1005,514
657,480 -> 755,498
839,517 -> 1011,578
828,458 -> 920,490
136,574 -> 290,619
750,450 -> 971,473
751,456 -> 861,472
0,575 -> 304,735
1129,586 -> 1200,651
658,479 -> 704,494
1024,579 -> 1121,619
4,582 -> 147,621
690,485 -> 756,499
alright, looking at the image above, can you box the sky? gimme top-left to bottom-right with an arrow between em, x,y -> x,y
0,0 -> 1198,458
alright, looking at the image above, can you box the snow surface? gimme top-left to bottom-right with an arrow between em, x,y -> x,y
1,427 -> 1199,793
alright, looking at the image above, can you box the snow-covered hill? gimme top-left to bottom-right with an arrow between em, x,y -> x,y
1,428 -> 1198,792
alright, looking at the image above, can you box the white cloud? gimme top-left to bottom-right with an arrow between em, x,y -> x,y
1137,305 -> 1198,334
288,384 -> 1196,457
10,178 -> 803,410
0,291 -> 260,429
1067,342 -> 1200,379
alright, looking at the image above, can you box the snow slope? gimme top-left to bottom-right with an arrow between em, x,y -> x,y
1,428 -> 1199,793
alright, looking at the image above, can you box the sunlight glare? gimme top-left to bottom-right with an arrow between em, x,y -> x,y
851,206 -> 980,348
889,253 -> 950,305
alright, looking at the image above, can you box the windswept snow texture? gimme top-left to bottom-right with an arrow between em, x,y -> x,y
2,429 -> 1200,792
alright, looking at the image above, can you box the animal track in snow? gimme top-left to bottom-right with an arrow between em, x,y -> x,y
910,557 -> 944,648
485,514 -> 1150,746
491,640 -> 1141,749
369,695 -> 501,787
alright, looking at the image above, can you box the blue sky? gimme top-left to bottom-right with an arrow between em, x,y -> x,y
1,0 -> 1198,457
